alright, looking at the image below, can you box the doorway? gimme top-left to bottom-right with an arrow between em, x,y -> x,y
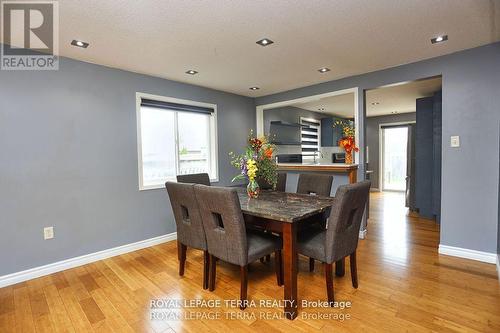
381,126 -> 408,191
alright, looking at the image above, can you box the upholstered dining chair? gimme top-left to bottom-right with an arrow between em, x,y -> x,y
298,181 -> 371,305
165,182 -> 209,289
194,185 -> 283,309
177,173 -> 211,186
276,172 -> 287,192
296,173 -> 333,197
297,173 -> 334,270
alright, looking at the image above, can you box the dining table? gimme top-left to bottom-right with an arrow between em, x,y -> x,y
235,188 -> 342,320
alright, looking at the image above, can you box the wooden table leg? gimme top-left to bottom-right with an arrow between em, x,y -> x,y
282,222 -> 298,320
335,258 -> 345,277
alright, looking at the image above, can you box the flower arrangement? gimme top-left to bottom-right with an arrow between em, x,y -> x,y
230,131 -> 278,198
333,119 -> 358,164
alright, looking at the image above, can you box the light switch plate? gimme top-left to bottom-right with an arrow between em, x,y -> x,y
450,136 -> 460,148
44,226 -> 54,240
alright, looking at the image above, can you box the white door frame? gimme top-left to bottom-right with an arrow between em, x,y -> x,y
378,121 -> 415,191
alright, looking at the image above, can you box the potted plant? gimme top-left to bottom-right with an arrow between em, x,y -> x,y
230,132 -> 278,198
334,120 -> 359,164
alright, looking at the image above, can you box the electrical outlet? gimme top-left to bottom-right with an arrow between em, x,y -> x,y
44,226 -> 54,240
450,136 -> 460,148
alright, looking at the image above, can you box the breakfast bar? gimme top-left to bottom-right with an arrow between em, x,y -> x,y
277,163 -> 359,184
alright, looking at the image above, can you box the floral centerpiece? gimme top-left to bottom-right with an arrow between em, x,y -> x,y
334,119 -> 359,164
230,131 -> 278,198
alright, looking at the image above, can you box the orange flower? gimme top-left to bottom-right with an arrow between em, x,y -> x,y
339,136 -> 358,153
264,148 -> 273,159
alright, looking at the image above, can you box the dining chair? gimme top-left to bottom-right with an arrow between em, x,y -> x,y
177,173 -> 211,186
297,180 -> 371,305
296,173 -> 333,197
165,182 -> 209,289
194,185 -> 283,309
276,172 -> 287,192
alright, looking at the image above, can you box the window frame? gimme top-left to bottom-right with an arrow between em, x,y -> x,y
136,92 -> 219,191
300,117 -> 321,162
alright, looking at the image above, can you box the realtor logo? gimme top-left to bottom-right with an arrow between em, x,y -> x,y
1,0 -> 59,70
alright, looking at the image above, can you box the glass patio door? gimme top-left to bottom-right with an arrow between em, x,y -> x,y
382,126 -> 408,191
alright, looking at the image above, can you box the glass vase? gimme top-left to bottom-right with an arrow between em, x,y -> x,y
345,151 -> 353,164
247,180 -> 260,198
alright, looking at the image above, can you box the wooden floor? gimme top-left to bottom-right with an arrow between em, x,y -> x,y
1,192 -> 499,332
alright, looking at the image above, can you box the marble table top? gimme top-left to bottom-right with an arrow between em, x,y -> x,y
235,188 -> 335,223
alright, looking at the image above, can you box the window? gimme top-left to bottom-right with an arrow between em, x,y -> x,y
300,117 -> 321,161
136,93 -> 218,190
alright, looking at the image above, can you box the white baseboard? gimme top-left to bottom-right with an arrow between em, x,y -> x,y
438,244 -> 497,264
359,229 -> 367,239
0,232 -> 177,288
497,255 -> 500,282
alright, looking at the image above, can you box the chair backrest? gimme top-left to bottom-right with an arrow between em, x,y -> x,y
325,181 -> 371,263
194,185 -> 248,266
297,173 -> 333,197
176,173 -> 211,186
276,172 -> 287,192
165,182 -> 207,250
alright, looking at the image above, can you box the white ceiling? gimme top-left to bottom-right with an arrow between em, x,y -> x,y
292,93 -> 355,118
366,77 -> 442,117
8,0 -> 498,97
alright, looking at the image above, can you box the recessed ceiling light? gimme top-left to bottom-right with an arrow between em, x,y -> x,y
71,40 -> 89,48
249,87 -> 260,90
318,107 -> 325,111
391,111 -> 399,114
256,38 -> 274,46
318,67 -> 330,73
185,70 -> 198,75
371,102 -> 380,106
431,35 -> 448,44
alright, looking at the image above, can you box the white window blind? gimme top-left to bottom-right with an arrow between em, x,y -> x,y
300,117 -> 321,161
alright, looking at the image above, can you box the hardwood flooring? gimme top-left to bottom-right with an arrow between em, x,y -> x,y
1,191 -> 499,332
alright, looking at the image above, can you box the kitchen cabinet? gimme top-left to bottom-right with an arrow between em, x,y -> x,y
321,117 -> 353,147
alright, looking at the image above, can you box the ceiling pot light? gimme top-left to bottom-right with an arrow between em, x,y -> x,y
318,67 -> 330,73
249,87 -> 260,90
431,35 -> 448,44
371,102 -> 380,106
71,40 -> 89,48
185,70 -> 198,75
256,38 -> 274,46
318,108 -> 325,111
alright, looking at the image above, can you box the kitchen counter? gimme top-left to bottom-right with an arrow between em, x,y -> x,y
277,163 -> 358,183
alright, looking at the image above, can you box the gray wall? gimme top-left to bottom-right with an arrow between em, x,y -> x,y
0,56 -> 255,276
263,106 -> 325,155
263,105 -> 324,134
257,42 -> 500,254
366,112 -> 416,189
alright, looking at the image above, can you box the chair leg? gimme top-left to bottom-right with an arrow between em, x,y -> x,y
309,258 -> 315,272
203,250 -> 209,290
240,265 -> 248,310
266,254 -> 271,262
325,263 -> 335,306
335,258 -> 345,277
209,255 -> 217,291
350,251 -> 358,289
274,250 -> 283,286
178,242 -> 187,276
